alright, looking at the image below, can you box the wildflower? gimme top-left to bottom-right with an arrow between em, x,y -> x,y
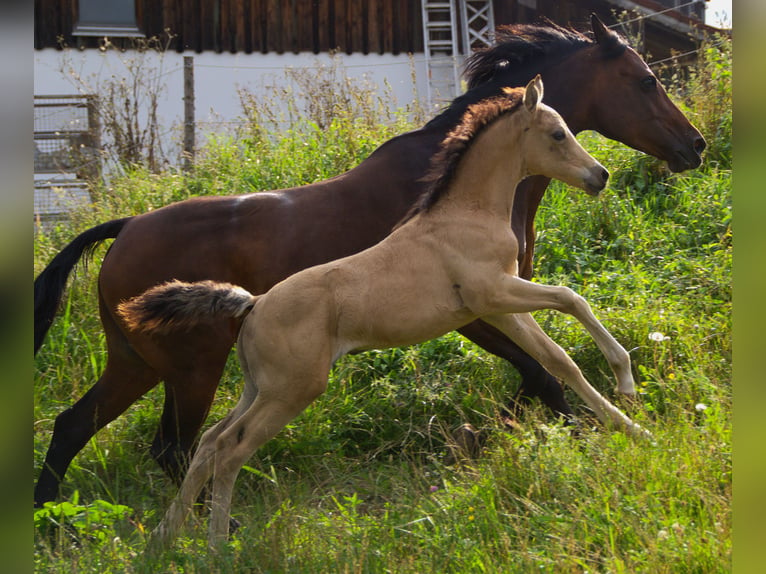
429,485 -> 439,493
695,403 -> 708,412
649,331 -> 670,342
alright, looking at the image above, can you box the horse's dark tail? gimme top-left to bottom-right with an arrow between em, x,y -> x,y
34,217 -> 132,354
118,280 -> 257,335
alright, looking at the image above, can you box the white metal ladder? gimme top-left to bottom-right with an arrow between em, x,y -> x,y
420,0 -> 495,111
421,0 -> 460,111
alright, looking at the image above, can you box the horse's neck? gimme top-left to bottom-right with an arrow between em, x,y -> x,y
356,124 -> 448,176
440,115 -> 525,222
537,51 -> 595,135
339,125 -> 450,208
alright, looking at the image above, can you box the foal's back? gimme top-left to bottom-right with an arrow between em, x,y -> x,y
245,216 -> 475,361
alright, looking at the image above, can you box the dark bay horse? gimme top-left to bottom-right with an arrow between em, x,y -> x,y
34,15 -> 704,507
121,79 -> 645,549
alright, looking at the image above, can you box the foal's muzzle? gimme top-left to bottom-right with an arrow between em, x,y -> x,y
584,165 -> 610,195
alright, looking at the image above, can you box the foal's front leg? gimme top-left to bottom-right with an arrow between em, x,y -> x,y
489,276 -> 635,395
482,312 -> 648,438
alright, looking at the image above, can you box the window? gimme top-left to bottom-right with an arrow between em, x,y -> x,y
73,0 -> 143,37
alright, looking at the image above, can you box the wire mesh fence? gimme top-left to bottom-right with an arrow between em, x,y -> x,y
34,95 -> 100,227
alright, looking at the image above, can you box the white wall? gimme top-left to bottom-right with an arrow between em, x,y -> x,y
34,48 -> 430,165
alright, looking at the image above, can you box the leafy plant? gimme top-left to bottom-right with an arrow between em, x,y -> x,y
34,493 -> 135,546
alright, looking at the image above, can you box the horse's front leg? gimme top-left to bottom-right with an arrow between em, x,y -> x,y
488,277 -> 635,396
458,320 -> 574,418
482,312 -> 647,438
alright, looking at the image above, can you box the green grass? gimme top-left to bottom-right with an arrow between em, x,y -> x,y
34,41 -> 731,572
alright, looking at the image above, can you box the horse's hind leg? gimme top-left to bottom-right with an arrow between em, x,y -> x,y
34,355 -> 159,506
483,313 -> 645,437
132,323 -> 239,483
150,356 -> 231,484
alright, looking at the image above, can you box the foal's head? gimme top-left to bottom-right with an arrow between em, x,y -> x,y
518,76 -> 609,195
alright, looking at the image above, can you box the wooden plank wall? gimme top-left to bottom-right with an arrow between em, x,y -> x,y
34,0 -> 703,58
34,0 -> 426,54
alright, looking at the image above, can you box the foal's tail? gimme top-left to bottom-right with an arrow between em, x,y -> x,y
117,280 -> 258,335
34,217 -> 132,355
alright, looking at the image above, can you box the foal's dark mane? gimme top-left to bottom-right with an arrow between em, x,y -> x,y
424,19 -> 627,131
395,89 -> 524,228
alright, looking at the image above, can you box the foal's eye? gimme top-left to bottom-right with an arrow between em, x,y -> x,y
552,130 -> 566,141
640,76 -> 657,91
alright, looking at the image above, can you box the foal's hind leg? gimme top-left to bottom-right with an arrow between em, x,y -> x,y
483,313 -> 645,437
205,329 -> 331,549
206,371 -> 328,549
149,374 -> 259,550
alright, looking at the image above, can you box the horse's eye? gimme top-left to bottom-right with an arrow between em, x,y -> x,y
641,76 -> 657,91
552,130 -> 566,141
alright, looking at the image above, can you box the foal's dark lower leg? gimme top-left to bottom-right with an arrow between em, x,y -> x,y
457,320 -> 574,419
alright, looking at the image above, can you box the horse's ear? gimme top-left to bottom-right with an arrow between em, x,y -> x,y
591,13 -> 609,44
524,75 -> 543,112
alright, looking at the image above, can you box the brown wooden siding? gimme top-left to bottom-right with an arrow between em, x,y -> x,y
35,0 -> 709,59
34,0 -> 427,54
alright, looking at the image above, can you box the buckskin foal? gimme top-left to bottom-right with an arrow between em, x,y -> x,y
120,78 -> 648,550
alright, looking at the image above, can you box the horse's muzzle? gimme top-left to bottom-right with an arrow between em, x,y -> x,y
668,134 -> 707,173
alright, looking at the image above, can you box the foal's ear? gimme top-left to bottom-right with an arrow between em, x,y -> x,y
523,75 -> 543,113
591,13 -> 609,44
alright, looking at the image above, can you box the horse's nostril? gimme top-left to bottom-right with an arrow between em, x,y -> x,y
600,168 -> 609,183
694,136 -> 707,154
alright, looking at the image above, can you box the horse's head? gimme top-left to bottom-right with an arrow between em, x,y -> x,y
520,76 -> 609,196
580,14 -> 706,172
465,15 -> 706,173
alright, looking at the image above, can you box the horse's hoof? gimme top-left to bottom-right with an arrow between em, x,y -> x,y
228,516 -> 241,539
447,423 -> 482,462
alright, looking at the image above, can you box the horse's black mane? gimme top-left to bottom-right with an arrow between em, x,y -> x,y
424,19 -> 627,130
394,19 -> 628,228
395,88 -> 524,228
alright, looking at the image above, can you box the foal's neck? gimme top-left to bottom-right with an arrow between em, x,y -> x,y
441,113 -> 526,222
